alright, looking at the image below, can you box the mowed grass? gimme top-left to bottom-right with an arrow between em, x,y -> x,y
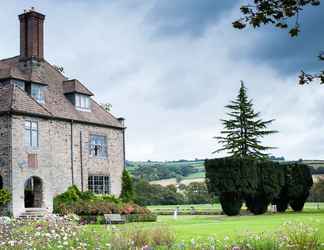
85,205 -> 324,242
147,202 -> 324,212
156,211 -> 324,241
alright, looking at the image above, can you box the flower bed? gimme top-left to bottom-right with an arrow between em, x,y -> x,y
54,186 -> 157,224
0,218 -> 322,249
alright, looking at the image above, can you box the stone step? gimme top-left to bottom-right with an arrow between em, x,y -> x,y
25,208 -> 48,212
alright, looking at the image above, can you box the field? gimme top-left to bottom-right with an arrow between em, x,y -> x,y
85,203 -> 324,242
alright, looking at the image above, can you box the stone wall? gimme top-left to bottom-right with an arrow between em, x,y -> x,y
10,115 -> 124,217
0,115 -> 11,215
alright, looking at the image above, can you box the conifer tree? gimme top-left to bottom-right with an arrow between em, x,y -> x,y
120,169 -> 134,202
214,81 -> 277,159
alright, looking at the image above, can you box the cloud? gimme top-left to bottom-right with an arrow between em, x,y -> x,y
0,0 -> 324,161
146,0 -> 237,37
242,4 -> 324,75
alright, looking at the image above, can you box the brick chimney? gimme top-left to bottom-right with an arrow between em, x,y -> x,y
19,8 -> 45,61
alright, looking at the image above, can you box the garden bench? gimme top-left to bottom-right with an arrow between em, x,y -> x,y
104,214 -> 126,224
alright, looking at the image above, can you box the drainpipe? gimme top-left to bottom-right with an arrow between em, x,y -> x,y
80,131 -> 84,191
117,118 -> 126,170
70,121 -> 74,185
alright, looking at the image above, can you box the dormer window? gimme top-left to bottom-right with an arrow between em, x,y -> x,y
63,79 -> 93,112
75,94 -> 91,112
12,79 -> 25,90
31,83 -> 45,104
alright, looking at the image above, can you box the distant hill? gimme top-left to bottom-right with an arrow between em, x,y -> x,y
126,160 -> 205,182
126,159 -> 324,186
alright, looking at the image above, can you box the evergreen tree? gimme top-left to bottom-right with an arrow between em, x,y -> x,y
214,81 -> 277,159
120,169 -> 134,202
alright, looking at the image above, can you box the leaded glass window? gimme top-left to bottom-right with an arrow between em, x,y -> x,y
88,176 -> 110,194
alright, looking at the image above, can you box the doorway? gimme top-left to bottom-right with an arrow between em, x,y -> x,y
24,176 -> 43,208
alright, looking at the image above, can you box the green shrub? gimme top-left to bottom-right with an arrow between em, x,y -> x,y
152,209 -> 221,216
245,160 -> 285,215
272,189 -> 289,212
53,186 -> 123,214
245,195 -> 269,215
205,158 -> 313,216
96,194 -> 122,204
54,186 -> 154,220
53,185 -> 83,212
126,213 -> 157,222
0,189 -> 11,207
121,202 -> 151,215
79,215 -> 106,224
205,157 -> 255,216
285,162 -> 313,212
57,200 -> 121,215
219,192 -> 242,216
120,169 -> 134,202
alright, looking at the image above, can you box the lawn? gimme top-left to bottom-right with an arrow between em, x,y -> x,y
147,202 -> 324,212
85,208 -> 324,242
156,211 -> 324,241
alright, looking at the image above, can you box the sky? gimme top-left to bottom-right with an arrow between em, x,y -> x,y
1,0 -> 324,161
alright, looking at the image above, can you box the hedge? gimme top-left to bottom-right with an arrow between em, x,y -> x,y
152,210 -> 221,216
126,213 -> 157,222
205,158 -> 313,216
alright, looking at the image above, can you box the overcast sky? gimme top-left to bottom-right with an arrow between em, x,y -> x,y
1,1 -> 324,161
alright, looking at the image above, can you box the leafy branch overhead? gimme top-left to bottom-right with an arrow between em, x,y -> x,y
214,81 -> 277,159
233,0 -> 323,84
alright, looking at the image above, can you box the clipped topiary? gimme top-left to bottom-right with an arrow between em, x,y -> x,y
219,192 -> 243,216
289,198 -> 307,212
245,160 -> 285,215
272,189 -> 289,212
285,163 -> 313,212
245,195 -> 267,215
205,157 -> 256,216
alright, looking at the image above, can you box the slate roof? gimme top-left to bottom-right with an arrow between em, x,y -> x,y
0,56 -> 123,129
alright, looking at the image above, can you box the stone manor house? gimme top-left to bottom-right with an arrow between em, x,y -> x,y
0,9 -> 126,217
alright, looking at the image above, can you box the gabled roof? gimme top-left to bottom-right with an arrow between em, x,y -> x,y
0,56 -> 124,129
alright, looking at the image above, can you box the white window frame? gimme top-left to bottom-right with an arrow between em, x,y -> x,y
75,94 -> 91,112
88,175 -> 110,194
25,120 -> 39,148
31,84 -> 45,104
90,134 -> 108,158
